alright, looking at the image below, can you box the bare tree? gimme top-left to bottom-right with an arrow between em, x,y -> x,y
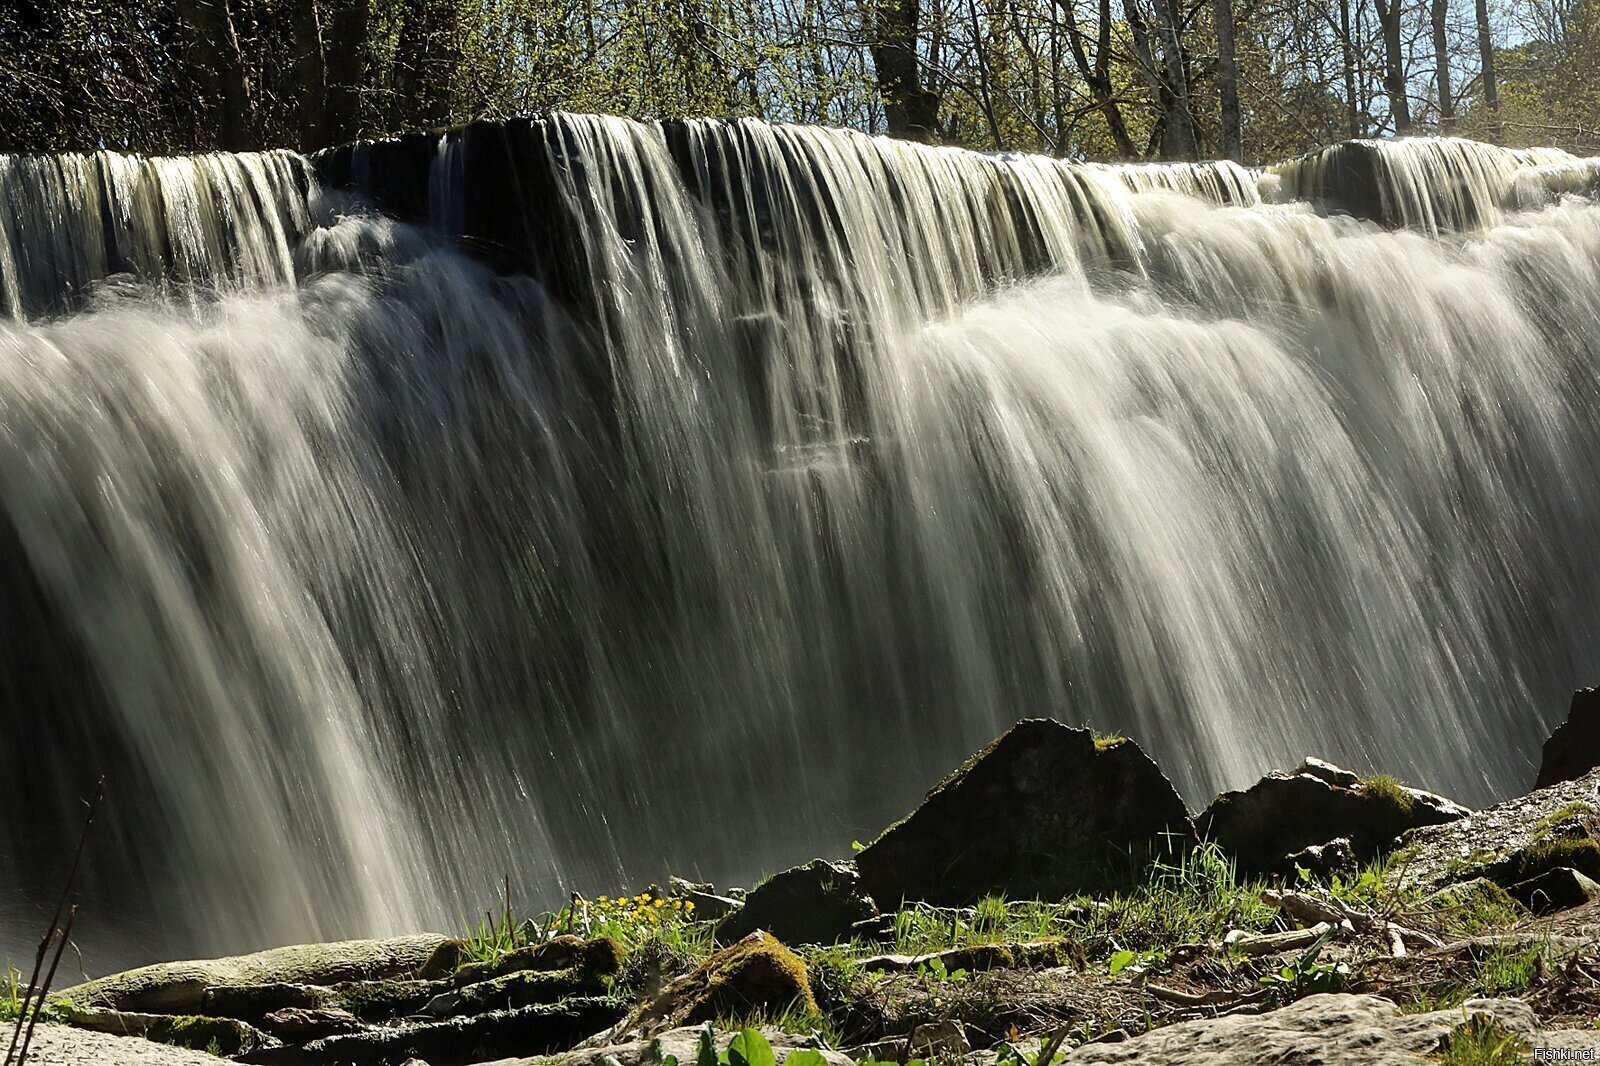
1374,0 -> 1411,132
1475,0 -> 1498,128
177,0 -> 253,148
1431,0 -> 1454,132
1215,0 -> 1243,158
865,0 -> 941,140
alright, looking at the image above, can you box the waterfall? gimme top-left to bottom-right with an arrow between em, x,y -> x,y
3,118 -> 1600,969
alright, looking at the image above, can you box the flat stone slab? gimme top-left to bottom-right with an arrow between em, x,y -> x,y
1063,993 -> 1550,1064
12,1021 -> 228,1066
55,934 -> 451,1013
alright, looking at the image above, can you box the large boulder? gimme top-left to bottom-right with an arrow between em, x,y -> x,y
1395,767 -> 1600,893
54,935 -> 451,1014
1197,758 -> 1468,877
1536,687 -> 1600,789
1064,994 -> 1584,1065
715,860 -> 877,946
855,720 -> 1192,906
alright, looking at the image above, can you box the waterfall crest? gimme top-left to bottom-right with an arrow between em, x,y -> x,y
3,118 -> 1600,968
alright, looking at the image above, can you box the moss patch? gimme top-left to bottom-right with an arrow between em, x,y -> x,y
640,931 -> 815,1030
1358,774 -> 1419,818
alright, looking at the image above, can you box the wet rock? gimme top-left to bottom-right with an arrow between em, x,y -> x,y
1283,837 -> 1358,882
1063,993 -> 1540,1064
1536,688 -> 1600,789
611,931 -> 815,1038
856,720 -> 1193,906
1507,866 -> 1600,914
448,936 -> 623,989
259,1006 -> 366,1042
1420,878 -> 1524,920
240,997 -> 624,1065
715,859 -> 877,946
417,939 -> 470,979
55,1004 -> 267,1055
422,964 -> 612,1018
1395,768 -> 1600,892
669,877 -> 742,921
55,934 -> 450,1014
9,1022 -> 231,1066
1198,759 -> 1468,877
203,982 -> 329,1021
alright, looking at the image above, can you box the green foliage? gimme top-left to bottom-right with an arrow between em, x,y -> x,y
1,966 -> 23,1024
1432,1016 -> 1532,1065
1358,774 -> 1418,817
916,955 -> 969,984
685,1026 -> 842,1066
1257,926 -> 1350,999
7,0 -> 1594,160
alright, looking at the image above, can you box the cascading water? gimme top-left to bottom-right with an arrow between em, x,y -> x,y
3,119 -> 1600,971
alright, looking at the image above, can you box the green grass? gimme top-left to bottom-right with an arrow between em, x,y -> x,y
1432,1016 -> 1531,1065
1358,773 -> 1419,817
1409,941 -> 1547,1013
1,966 -> 24,1024
877,842 -> 1272,967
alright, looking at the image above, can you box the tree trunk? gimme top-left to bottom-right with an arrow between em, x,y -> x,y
1375,0 -> 1411,133
325,0 -> 369,144
176,0 -> 252,149
288,0 -> 327,149
1213,0 -> 1242,159
1148,0 -> 1199,158
866,0 -> 940,141
1052,0 -> 1137,156
1475,0 -> 1499,134
1340,0 -> 1362,137
1431,0 -> 1454,132
394,0 -> 457,128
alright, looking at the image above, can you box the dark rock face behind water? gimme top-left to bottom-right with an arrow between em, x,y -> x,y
1537,688 -> 1600,789
855,720 -> 1193,906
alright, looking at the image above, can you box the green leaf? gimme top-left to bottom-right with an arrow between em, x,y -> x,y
729,1029 -> 777,1066
782,1051 -> 827,1066
697,1025 -> 718,1066
1107,949 -> 1137,975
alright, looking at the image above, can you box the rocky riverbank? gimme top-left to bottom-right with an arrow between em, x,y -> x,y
12,694 -> 1600,1066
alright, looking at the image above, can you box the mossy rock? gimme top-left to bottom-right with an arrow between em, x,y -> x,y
1397,768 -> 1600,893
325,977 -> 442,1020
58,1004 -> 266,1056
449,935 -> 623,989
54,935 -> 450,1014
632,931 -> 815,1032
424,962 -> 615,1017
